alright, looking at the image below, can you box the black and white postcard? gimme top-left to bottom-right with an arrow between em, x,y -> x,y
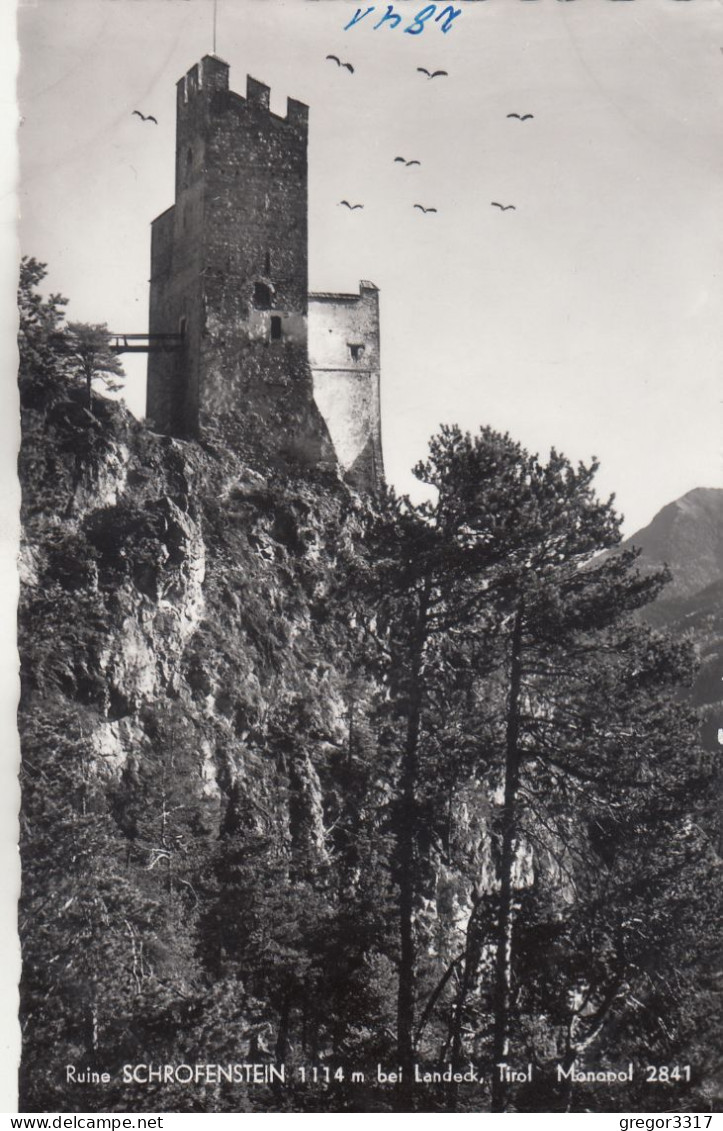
13,0 -> 722,1114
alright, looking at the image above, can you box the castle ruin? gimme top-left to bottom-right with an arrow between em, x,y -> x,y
146,55 -> 384,492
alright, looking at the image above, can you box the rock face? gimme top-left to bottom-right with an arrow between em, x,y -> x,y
18,389 -> 718,1113
18,386 -> 391,1112
18,390 -> 363,868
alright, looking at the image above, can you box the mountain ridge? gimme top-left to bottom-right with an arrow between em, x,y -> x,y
625,486 -> 722,751
623,486 -> 723,602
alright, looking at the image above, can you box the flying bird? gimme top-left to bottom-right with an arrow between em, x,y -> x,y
326,55 -> 354,73
133,110 -> 158,124
491,202 -> 516,211
417,68 -> 448,80
340,200 -> 363,210
507,113 -> 534,121
394,157 -> 421,167
413,204 -> 437,213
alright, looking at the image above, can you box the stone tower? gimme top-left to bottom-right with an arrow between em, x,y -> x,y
147,55 -> 383,489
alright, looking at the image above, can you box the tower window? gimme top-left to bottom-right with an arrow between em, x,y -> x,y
253,282 -> 272,310
349,343 -> 365,361
270,316 -> 282,341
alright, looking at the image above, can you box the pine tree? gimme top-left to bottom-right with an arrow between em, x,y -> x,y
504,625 -> 719,1112
63,322 -> 125,411
401,427 -> 717,1112
360,424 -> 714,1112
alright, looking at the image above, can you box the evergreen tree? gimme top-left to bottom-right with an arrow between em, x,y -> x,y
19,706 -> 201,1111
361,425 -> 715,1112
17,256 -> 70,409
503,625 -> 719,1112
63,322 -> 125,411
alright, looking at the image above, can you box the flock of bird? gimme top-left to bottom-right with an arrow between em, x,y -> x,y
326,56 -> 533,216
130,56 -> 535,217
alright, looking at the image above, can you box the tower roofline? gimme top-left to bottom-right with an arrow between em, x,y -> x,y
309,281 -> 379,303
175,56 -> 307,126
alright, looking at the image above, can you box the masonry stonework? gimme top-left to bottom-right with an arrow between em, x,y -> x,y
308,283 -> 384,491
147,56 -> 383,490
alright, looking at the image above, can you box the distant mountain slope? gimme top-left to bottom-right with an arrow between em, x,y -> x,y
623,487 -> 723,601
624,487 -> 723,750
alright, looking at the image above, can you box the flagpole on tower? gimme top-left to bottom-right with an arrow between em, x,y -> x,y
213,0 -> 218,54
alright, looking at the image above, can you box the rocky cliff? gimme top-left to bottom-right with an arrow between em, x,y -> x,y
19,394 -> 364,846
18,390 -> 388,1111
18,388 -> 720,1114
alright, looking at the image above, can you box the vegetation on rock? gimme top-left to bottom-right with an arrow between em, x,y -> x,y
17,263 -> 721,1113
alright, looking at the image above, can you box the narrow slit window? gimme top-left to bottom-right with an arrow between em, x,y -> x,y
270,316 -> 282,341
349,343 -> 365,361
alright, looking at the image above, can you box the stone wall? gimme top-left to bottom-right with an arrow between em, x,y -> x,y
308,282 -> 384,491
147,56 -> 334,469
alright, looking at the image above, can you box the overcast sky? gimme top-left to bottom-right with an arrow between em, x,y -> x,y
16,0 -> 723,534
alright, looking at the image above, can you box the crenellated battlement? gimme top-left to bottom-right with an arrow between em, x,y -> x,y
177,55 -> 230,107
176,57 -> 307,128
245,75 -> 270,109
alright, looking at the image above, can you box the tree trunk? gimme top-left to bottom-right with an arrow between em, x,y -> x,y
396,701 -> 420,1110
395,581 -> 431,1112
275,991 -> 291,1065
491,600 -> 524,1113
271,992 -> 291,1101
86,991 -> 99,1065
560,1038 -> 576,1112
447,900 -> 480,1111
